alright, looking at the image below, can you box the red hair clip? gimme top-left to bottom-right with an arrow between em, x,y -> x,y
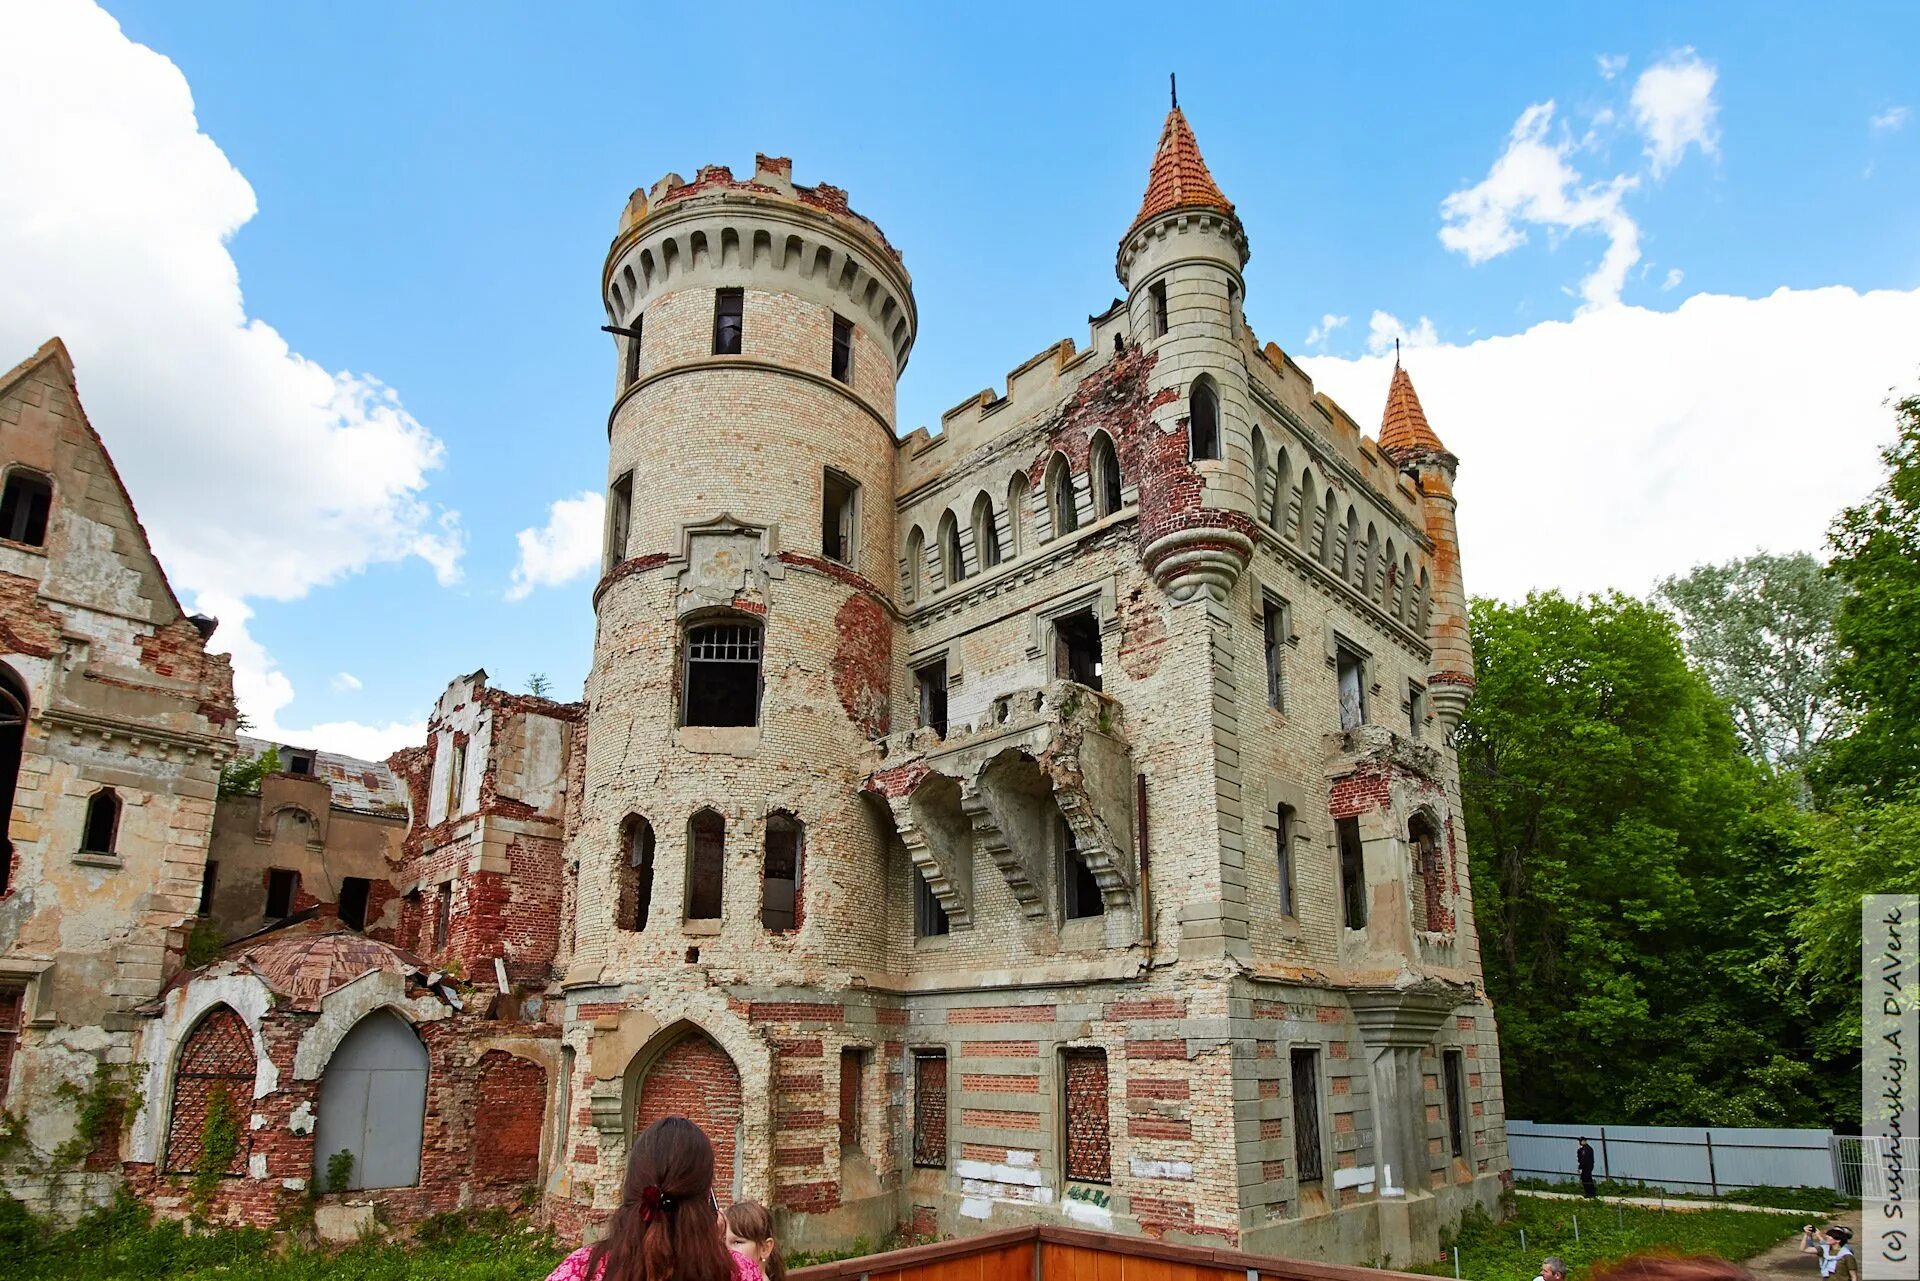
639,1184 -> 665,1222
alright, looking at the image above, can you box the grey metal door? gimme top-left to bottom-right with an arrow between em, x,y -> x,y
313,1010 -> 427,1191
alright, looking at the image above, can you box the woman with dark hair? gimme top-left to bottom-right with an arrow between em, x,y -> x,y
547,1116 -> 765,1281
723,1201 -> 787,1281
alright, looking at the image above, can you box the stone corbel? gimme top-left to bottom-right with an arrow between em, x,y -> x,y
958,778 -> 1045,919
887,781 -> 974,928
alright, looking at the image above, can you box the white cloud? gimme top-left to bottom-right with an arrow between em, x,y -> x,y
508,491 -> 606,602
330,672 -> 363,693
0,1 -> 464,755
1631,49 -> 1720,176
1662,267 -> 1685,291
1304,313 -> 1348,348
1301,286 -> 1920,604
1871,106 -> 1911,133
1439,101 -> 1643,311
1366,311 -> 1439,356
1597,53 -> 1629,81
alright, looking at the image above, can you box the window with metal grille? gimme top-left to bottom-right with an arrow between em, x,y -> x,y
1275,805 -> 1296,917
761,812 -> 802,931
713,288 -> 744,355
831,314 -> 854,384
683,621 -> 763,727
1062,1048 -> 1111,1183
617,815 -> 655,932
1060,818 -> 1102,920
266,867 -> 298,920
82,788 -> 119,853
687,809 -> 725,920
1443,1049 -> 1466,1159
339,877 -> 371,931
913,867 -> 949,938
0,986 -> 22,1106
0,471 -> 51,547
165,1006 -> 254,1174
1337,816 -> 1367,930
1290,1047 -> 1325,1184
912,1051 -> 947,1167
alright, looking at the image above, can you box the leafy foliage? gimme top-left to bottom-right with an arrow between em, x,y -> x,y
189,1085 -> 241,1220
183,918 -> 223,968
526,673 -> 553,698
51,1061 -> 143,1169
217,744 -> 280,797
324,1148 -> 354,1195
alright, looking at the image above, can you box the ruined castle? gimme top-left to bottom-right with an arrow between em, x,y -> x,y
0,104 -> 1508,1264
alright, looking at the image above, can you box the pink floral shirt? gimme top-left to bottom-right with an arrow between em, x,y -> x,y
546,1247 -> 767,1281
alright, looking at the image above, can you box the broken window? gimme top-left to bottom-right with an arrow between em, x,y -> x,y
1046,454 -> 1077,538
712,288 -> 744,355
198,860 -> 218,917
686,809 -> 725,920
624,316 -> 644,386
339,877 -> 371,931
761,811 -> 802,931
911,1051 -> 947,1166
81,788 -> 119,854
1408,681 -> 1427,739
682,619 -> 762,728
1089,432 -> 1122,517
1443,1049 -> 1467,1159
606,471 -> 633,570
1061,1048 -> 1111,1183
915,660 -> 948,737
913,866 -> 949,938
1054,610 -> 1102,692
1291,1047 -> 1325,1184
1336,643 -> 1367,730
1336,816 -> 1367,930
1263,598 -> 1287,712
1149,280 -> 1169,338
839,1047 -> 865,1150
432,881 -> 452,947
266,867 -> 298,920
1060,817 -> 1103,920
937,512 -> 964,587
616,815 -> 655,932
821,470 -> 857,564
971,493 -> 1001,570
1189,377 -> 1221,461
1409,812 -> 1443,933
1275,804 -> 1296,917
831,314 -> 854,385
0,471 -> 51,547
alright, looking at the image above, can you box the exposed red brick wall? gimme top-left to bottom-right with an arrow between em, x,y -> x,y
838,1047 -> 862,1149
635,1032 -> 742,1196
472,1050 -> 546,1190
1061,1050 -> 1110,1183
829,592 -> 891,738
911,1053 -> 947,1166
164,1006 -> 255,1174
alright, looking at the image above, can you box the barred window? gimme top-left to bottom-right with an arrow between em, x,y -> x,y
1061,1048 -> 1111,1183
683,620 -> 763,727
912,1051 -> 948,1167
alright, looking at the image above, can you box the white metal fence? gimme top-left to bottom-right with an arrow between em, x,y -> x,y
1509,1120 -> 1862,1196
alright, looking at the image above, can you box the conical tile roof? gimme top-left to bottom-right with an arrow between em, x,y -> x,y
1127,106 -> 1235,236
1378,363 -> 1449,460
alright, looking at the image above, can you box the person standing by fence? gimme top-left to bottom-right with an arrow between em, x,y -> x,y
1578,1137 -> 1598,1197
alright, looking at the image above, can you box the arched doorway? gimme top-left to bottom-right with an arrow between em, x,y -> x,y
165,1006 -> 256,1174
629,1028 -> 743,1197
312,1009 -> 428,1191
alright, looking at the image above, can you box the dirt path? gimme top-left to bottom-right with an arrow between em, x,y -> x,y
1741,1212 -> 1862,1281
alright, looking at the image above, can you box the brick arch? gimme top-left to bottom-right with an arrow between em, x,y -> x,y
472,1049 -> 547,1192
165,1005 -> 256,1174
628,1026 -> 744,1198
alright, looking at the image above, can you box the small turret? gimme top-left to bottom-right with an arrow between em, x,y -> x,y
1378,362 -> 1475,728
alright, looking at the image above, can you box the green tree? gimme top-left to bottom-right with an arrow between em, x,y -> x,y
216,744 -> 279,797
1657,551 -> 1843,768
1818,392 -> 1920,798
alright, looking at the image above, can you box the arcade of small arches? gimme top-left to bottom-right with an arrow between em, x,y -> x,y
611,807 -> 805,935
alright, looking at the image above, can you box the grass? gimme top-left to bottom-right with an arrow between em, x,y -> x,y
1512,1177 -> 1853,1213
1416,1195 -> 1803,1281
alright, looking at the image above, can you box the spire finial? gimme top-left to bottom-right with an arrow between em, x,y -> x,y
1395,336 -> 1401,368
1170,73 -> 1178,110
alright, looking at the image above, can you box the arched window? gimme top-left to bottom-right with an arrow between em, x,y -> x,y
1270,446 -> 1292,531
312,1010 -> 428,1191
0,664 -> 27,898
0,469 -> 52,548
1383,539 -> 1401,616
1188,377 -> 1221,461
1046,454 -> 1078,539
1317,491 -> 1339,565
761,811 -> 803,931
682,618 -> 762,727
1089,432 -> 1122,518
1416,568 -> 1433,629
166,1006 -> 255,1174
971,494 -> 1002,570
616,815 -> 656,932
937,511 -> 965,588
82,788 -> 120,854
1251,432 -> 1269,524
1362,523 -> 1380,598
687,809 -> 725,921
1005,473 -> 1028,558
1340,506 -> 1360,581
904,526 -> 925,604
1399,553 -> 1415,621
1295,470 -> 1317,551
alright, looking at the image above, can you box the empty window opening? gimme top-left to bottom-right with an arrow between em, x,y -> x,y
913,867 -> 949,938
1061,1048 -> 1111,1184
1275,805 -> 1296,917
82,788 -> 120,854
971,494 -> 1001,570
1443,1049 -> 1467,1159
839,1047 -> 866,1150
1291,1047 -> 1325,1184
1336,644 -> 1367,730
624,317 -> 644,386
687,809 -> 725,921
445,741 -> 467,818
905,527 -> 925,604
821,470 -> 858,564
1409,813 -> 1443,933
1408,681 -> 1427,739
1189,378 -> 1221,461
915,661 -> 948,737
761,812 -> 802,931
432,881 -> 452,948
198,860 -> 218,916
0,666 -> 25,898
1263,599 -> 1287,712
1054,610 -> 1103,692
1090,433 -> 1122,517
911,1051 -> 948,1167
339,877 -> 371,931
683,620 -> 762,728
713,288 -> 744,355
266,868 -> 298,920
1005,473 -> 1028,557
1149,281 -> 1169,338
831,314 -> 854,385
606,472 -> 633,570
1336,816 -> 1367,930
287,752 -> 314,776
1047,456 -> 1077,538
617,815 -> 656,932
1060,818 -> 1103,920
0,472 -> 51,547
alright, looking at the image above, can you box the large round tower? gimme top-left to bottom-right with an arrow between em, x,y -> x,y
569,154 -> 915,1064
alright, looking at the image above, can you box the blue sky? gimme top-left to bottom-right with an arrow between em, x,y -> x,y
2,1 -> 1917,756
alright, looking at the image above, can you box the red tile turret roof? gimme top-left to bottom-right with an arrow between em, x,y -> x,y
1378,363 -> 1449,460
1127,106 -> 1235,237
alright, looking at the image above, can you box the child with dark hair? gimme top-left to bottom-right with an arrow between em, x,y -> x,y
723,1201 -> 787,1281
547,1116 -> 765,1281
